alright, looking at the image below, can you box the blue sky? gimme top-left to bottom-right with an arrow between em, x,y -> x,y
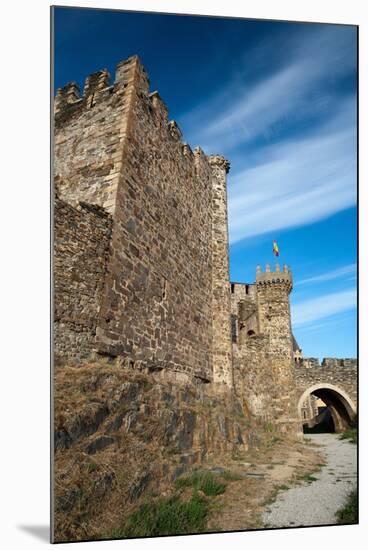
53,8 -> 357,359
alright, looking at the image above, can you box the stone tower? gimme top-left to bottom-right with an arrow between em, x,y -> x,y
208,155 -> 233,388
54,55 -> 234,388
256,263 -> 299,431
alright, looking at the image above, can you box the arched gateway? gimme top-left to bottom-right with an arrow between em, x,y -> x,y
294,365 -> 357,433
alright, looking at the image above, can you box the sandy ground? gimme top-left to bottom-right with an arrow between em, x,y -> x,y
205,435 -> 324,532
262,433 -> 357,528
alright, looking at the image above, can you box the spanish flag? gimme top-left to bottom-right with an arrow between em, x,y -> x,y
273,240 -> 279,257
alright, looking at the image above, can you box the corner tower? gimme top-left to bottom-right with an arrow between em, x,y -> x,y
208,155 -> 233,388
256,264 -> 299,431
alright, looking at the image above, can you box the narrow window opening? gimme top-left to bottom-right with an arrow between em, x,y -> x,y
88,93 -> 95,108
231,314 -> 237,343
162,279 -> 167,300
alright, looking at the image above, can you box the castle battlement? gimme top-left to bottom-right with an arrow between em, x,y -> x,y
299,357 -> 357,369
54,55 -> 231,217
256,263 -> 292,291
54,56 -> 223,179
208,155 -> 231,174
55,56 -> 150,113
54,54 -> 233,387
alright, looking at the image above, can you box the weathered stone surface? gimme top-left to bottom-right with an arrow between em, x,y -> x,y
85,435 -> 115,455
55,486 -> 81,513
105,412 -> 125,433
93,472 -> 116,498
54,197 -> 112,362
128,470 -> 152,501
54,56 -> 226,384
295,364 -> 357,409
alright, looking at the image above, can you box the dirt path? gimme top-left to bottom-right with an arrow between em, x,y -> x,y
262,434 -> 357,528
205,435 -> 324,532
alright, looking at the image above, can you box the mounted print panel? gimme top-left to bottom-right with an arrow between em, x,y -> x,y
52,6 -> 358,543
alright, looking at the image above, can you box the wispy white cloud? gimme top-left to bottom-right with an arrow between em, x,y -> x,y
180,26 -> 357,244
295,263 -> 356,286
291,288 -> 356,327
227,117 -> 356,242
182,26 -> 356,153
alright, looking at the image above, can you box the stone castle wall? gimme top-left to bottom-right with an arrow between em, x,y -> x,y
54,56 -> 233,383
96,59 -> 215,381
254,269 -> 299,429
294,364 -> 357,406
53,196 -> 112,362
54,62 -> 132,213
299,357 -> 357,369
230,283 -> 258,344
54,55 -> 357,430
233,335 -> 276,420
230,269 -> 300,434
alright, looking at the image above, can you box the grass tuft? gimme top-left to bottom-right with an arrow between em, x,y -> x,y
110,494 -> 208,538
339,428 -> 357,444
336,489 -> 358,524
296,473 -> 318,484
174,471 -> 226,496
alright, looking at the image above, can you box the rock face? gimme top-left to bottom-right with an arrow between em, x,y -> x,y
53,363 -> 259,541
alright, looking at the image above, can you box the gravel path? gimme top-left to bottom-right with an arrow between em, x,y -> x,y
262,434 -> 357,528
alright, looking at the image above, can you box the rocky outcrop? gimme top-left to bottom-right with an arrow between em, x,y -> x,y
53,361 -> 263,542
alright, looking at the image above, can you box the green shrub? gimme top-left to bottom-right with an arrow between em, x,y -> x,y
111,494 -> 208,538
297,473 -> 317,484
175,471 -> 226,496
339,428 -> 357,444
336,489 -> 358,524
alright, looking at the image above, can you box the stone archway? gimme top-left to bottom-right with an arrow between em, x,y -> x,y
297,383 -> 357,433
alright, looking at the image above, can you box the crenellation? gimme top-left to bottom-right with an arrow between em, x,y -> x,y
182,142 -> 194,158
168,120 -> 182,141
83,69 -> 110,97
299,357 -> 320,368
208,154 -> 231,174
256,264 -> 293,289
115,55 -> 150,92
149,91 -> 169,121
297,357 -> 357,369
55,81 -> 80,103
